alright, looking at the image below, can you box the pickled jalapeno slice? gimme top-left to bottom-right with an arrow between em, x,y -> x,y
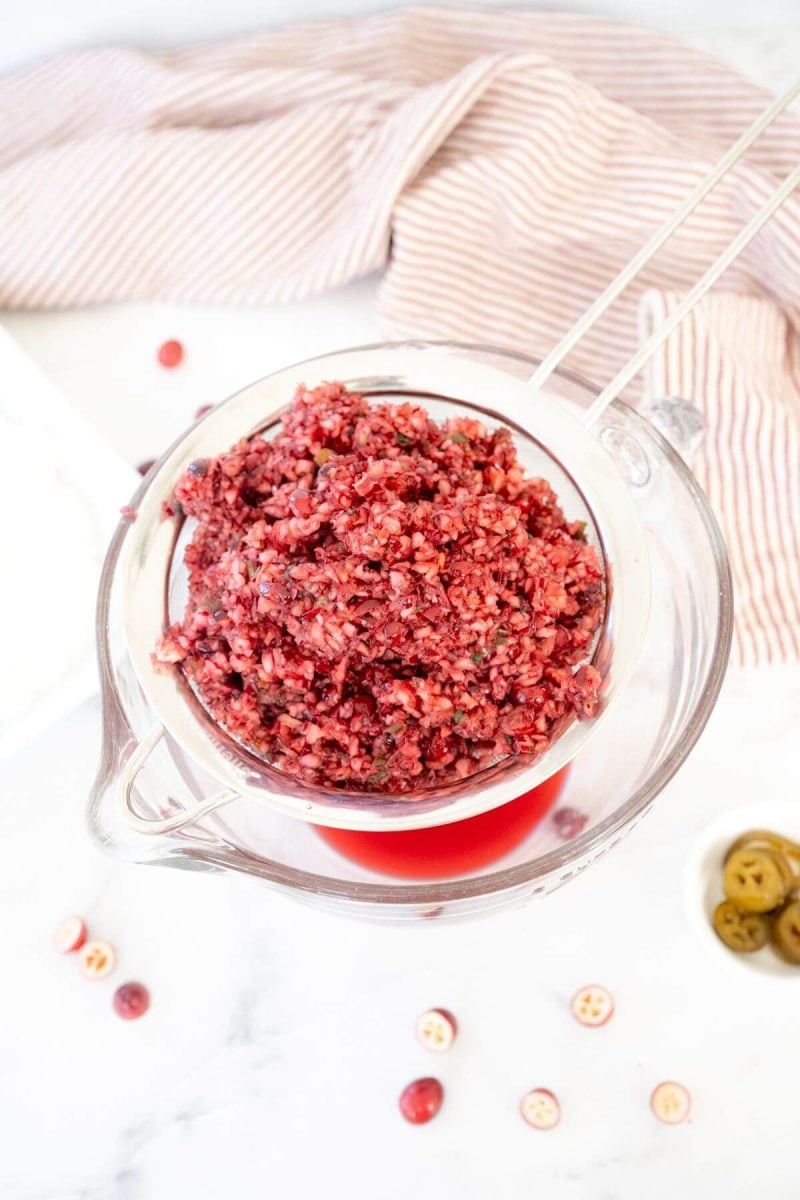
722,848 -> 788,913
712,900 -> 769,953
727,831 -> 800,882
771,900 -> 800,964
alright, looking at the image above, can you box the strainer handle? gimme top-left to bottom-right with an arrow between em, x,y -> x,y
120,723 -> 238,835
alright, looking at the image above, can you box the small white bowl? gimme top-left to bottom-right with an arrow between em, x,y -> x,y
685,800 -> 800,983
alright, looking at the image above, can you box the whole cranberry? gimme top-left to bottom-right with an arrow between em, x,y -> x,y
113,982 -> 150,1020
552,807 -> 589,841
157,339 -> 184,368
399,1077 -> 444,1125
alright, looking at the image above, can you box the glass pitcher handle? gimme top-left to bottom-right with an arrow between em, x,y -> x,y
120,723 -> 238,835
639,396 -> 704,467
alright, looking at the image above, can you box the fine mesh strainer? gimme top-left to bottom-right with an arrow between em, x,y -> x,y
90,339 -> 732,919
118,345 -> 650,834
105,83 -> 798,848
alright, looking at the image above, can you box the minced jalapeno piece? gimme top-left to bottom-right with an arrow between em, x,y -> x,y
771,900 -> 800,965
722,847 -> 788,913
712,900 -> 769,953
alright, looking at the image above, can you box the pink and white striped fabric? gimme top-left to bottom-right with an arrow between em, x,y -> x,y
1,8 -> 799,665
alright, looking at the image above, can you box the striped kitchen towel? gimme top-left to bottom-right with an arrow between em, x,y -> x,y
1,8 -> 798,664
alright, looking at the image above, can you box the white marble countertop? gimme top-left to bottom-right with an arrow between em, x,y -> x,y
2,22 -> 800,1200
5,667 -> 800,1200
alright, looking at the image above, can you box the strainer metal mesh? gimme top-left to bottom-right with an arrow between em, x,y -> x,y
121,346 -> 650,832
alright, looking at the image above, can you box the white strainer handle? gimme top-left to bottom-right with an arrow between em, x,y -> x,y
120,723 -> 238,835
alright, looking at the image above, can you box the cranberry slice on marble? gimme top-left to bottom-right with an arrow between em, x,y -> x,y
53,916 -> 87,954
415,1008 -> 457,1052
520,1088 -> 561,1130
79,939 -> 116,980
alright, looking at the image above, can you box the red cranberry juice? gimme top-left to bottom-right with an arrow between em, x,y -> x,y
316,767 -> 568,879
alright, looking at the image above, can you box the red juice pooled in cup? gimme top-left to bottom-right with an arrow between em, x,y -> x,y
316,767 -> 568,879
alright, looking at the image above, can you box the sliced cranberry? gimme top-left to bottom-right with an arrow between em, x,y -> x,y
157,339 -> 184,368
399,1077 -> 443,1124
571,985 -> 614,1027
113,982 -> 150,1020
520,1088 -> 560,1130
53,915 -> 87,954
79,939 -> 116,980
415,1009 -> 457,1052
651,1082 -> 691,1124
552,807 -> 588,841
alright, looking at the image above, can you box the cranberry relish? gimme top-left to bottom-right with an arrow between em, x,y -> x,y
156,382 -> 604,793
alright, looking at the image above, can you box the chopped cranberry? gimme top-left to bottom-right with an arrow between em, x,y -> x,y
157,382 -> 604,793
119,505 -> 137,522
289,488 -> 314,517
195,404 -> 213,420
553,625 -> 570,653
425,731 -> 453,764
350,693 -> 376,720
399,1077 -> 444,1124
502,707 -> 538,735
113,982 -> 150,1020
552,807 -> 588,841
136,459 -> 156,476
157,339 -> 184,368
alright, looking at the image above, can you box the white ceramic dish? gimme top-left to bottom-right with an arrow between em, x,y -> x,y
685,800 -> 800,983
